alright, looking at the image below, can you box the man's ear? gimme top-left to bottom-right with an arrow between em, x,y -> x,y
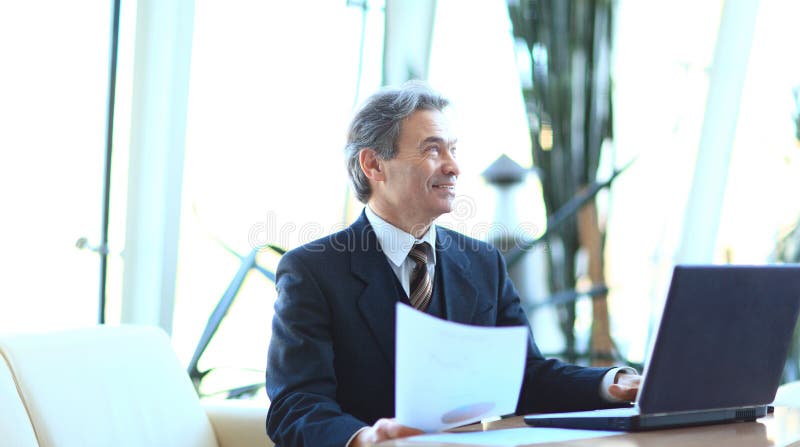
359,148 -> 386,181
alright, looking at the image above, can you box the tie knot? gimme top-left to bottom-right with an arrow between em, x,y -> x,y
408,242 -> 429,266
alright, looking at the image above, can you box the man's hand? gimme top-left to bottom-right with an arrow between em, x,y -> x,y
352,418 -> 424,446
608,372 -> 641,402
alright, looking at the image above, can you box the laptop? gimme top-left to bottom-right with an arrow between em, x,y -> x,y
525,265 -> 800,431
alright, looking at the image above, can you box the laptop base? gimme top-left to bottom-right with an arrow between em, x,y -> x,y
524,405 -> 767,431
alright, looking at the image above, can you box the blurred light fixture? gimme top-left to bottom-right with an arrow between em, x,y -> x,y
539,123 -> 553,151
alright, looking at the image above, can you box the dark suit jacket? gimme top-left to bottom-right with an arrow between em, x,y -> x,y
266,212 -> 613,447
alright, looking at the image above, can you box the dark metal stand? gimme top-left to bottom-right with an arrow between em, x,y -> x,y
187,245 -> 281,397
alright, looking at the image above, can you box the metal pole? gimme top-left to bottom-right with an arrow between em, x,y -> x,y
99,0 -> 122,324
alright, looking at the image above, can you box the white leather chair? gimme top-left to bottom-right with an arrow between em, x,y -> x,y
0,325 -> 271,447
0,352 -> 38,446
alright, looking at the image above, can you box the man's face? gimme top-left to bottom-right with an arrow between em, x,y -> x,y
371,108 -> 459,229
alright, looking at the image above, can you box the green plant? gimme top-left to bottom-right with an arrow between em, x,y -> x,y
507,0 -> 617,365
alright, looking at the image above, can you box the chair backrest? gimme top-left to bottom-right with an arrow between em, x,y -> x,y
0,325 -> 219,447
0,352 -> 39,446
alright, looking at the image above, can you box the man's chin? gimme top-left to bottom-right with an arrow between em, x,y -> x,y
421,199 -> 457,222
434,204 -> 454,219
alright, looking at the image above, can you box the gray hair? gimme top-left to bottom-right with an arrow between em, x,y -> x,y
345,81 -> 450,203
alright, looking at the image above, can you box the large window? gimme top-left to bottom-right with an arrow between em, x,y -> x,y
0,1 -> 124,331
607,0 -> 800,364
604,0 -> 725,363
172,0 -> 386,399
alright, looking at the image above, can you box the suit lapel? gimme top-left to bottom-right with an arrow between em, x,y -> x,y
351,213 -> 399,368
436,228 -> 479,324
351,216 -> 481,367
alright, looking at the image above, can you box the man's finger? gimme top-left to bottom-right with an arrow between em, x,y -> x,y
609,383 -> 638,401
386,423 -> 424,439
370,419 -> 424,442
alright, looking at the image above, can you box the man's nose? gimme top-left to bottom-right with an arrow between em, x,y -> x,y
441,151 -> 460,177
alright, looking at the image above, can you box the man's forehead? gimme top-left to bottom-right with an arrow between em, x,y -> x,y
419,135 -> 458,146
400,109 -> 457,144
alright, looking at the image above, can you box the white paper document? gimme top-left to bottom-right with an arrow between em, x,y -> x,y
395,303 -> 528,432
406,427 -> 620,446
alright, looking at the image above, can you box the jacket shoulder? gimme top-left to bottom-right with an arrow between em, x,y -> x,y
280,221 -> 379,265
436,226 -> 500,257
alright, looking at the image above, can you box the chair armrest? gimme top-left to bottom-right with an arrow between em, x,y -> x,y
202,401 -> 272,447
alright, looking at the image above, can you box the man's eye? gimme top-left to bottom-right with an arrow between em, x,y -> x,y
426,146 -> 440,153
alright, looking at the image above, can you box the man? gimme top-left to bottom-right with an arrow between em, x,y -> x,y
266,82 -> 640,447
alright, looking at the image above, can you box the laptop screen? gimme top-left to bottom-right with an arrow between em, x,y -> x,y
637,265 -> 800,414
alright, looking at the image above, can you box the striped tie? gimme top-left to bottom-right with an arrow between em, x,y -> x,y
408,242 -> 432,311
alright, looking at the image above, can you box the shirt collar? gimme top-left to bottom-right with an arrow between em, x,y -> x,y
364,206 -> 437,268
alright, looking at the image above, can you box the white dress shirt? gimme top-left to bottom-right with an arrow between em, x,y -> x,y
364,206 -> 437,297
